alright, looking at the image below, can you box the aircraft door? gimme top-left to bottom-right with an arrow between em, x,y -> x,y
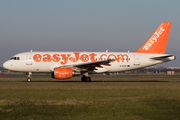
26,54 -> 32,65
134,54 -> 140,65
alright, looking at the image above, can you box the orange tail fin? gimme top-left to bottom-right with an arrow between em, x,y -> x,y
134,22 -> 172,54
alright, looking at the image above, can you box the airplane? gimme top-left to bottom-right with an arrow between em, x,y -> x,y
3,22 -> 176,82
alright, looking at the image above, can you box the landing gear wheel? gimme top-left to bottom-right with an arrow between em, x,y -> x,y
85,77 -> 91,82
81,77 -> 85,82
81,76 -> 91,82
27,78 -> 31,82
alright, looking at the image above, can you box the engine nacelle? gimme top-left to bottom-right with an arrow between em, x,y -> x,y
51,67 -> 81,79
52,68 -> 73,79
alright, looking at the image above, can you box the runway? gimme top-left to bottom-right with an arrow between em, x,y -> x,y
1,81 -> 180,84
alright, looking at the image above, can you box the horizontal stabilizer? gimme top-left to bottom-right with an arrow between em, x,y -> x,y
151,55 -> 176,61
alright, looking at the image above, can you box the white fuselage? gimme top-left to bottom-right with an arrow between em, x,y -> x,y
3,51 -> 175,73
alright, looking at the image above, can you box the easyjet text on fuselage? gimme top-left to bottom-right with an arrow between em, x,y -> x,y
33,52 -> 129,65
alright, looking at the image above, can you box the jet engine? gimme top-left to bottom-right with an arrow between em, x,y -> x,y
51,67 -> 80,79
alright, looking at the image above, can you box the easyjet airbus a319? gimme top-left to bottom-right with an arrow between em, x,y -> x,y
3,22 -> 176,82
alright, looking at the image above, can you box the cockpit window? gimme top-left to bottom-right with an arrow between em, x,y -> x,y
11,57 -> 15,60
10,57 -> 20,60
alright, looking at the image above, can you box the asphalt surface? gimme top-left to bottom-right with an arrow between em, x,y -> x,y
1,81 -> 180,84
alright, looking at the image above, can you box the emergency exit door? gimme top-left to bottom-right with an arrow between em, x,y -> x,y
26,54 -> 32,65
134,54 -> 140,65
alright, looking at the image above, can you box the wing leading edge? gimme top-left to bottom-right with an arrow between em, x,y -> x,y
72,59 -> 114,70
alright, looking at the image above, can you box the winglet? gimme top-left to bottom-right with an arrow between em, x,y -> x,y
134,22 -> 172,54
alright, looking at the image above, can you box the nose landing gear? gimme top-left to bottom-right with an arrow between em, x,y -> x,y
26,72 -> 32,82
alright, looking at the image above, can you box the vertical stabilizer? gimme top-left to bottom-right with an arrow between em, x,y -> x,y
134,22 -> 172,54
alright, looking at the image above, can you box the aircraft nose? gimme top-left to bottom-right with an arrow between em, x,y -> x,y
3,61 -> 10,69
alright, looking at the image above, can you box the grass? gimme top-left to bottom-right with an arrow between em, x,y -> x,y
1,74 -> 180,82
0,75 -> 180,119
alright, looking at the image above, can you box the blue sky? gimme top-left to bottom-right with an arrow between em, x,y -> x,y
0,0 -> 180,67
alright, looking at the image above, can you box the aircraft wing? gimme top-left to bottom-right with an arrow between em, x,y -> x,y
73,59 -> 114,70
62,59 -> 114,70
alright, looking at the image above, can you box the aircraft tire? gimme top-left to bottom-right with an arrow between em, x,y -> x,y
85,77 -> 91,82
81,77 -> 84,82
27,78 -> 31,82
81,77 -> 91,82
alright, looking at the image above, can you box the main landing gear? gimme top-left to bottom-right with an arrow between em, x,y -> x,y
27,72 -> 32,82
81,75 -> 91,82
